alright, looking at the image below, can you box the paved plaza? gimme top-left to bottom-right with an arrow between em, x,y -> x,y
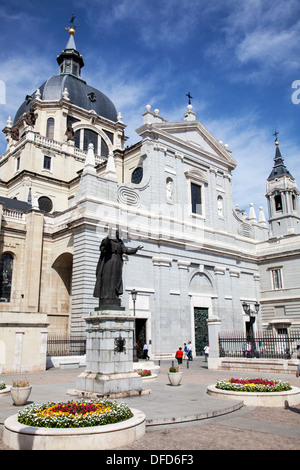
1,357 -> 300,451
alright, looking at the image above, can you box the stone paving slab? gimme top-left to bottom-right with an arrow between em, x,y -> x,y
1,357 -> 300,450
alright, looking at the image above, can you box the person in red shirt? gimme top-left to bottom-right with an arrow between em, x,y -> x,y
176,347 -> 183,368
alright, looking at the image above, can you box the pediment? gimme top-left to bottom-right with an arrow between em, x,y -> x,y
157,120 -> 237,170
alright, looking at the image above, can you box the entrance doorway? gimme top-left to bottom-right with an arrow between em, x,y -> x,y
194,307 -> 209,356
136,318 -> 147,359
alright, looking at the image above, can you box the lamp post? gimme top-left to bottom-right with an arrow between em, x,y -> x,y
131,289 -> 138,362
242,301 -> 260,322
242,301 -> 260,357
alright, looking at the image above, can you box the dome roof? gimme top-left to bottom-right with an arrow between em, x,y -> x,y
14,74 -> 118,124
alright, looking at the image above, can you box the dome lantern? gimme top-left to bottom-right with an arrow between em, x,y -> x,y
57,14 -> 84,78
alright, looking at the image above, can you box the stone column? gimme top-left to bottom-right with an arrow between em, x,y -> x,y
207,316 -> 221,370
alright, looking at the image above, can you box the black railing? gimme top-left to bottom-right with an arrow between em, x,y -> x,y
47,336 -> 86,357
219,330 -> 300,359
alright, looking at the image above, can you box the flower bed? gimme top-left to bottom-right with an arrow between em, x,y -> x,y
134,369 -> 152,377
17,399 -> 132,428
0,381 -> 6,391
216,377 -> 292,393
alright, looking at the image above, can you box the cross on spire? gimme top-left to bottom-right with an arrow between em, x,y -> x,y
273,130 -> 279,142
186,92 -> 193,105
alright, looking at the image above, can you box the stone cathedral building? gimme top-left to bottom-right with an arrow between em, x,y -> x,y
0,28 -> 300,373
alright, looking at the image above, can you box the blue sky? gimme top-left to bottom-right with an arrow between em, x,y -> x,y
0,0 -> 299,217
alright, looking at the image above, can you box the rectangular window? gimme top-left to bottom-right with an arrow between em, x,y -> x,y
271,268 -> 283,289
191,182 -> 202,215
43,156 -> 51,171
15,156 -> 20,172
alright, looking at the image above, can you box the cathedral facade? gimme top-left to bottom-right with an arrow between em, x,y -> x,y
1,29 -> 300,372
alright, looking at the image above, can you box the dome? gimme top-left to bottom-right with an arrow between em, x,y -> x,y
14,74 -> 118,124
14,29 -> 118,125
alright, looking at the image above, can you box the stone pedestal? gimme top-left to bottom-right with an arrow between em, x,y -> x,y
73,310 -> 144,398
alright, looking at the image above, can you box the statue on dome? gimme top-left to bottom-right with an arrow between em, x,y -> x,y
65,124 -> 75,141
25,106 -> 37,127
11,126 -> 19,141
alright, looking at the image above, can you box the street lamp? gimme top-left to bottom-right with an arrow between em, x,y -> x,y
131,289 -> 138,362
242,301 -> 260,356
242,301 -> 260,323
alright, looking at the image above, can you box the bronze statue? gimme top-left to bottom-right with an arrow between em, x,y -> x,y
25,106 -> 37,126
65,124 -> 75,141
93,230 -> 143,309
11,126 -> 19,141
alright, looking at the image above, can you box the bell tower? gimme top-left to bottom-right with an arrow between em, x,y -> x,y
266,135 -> 300,237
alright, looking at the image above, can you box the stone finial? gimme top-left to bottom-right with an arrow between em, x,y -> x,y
35,89 -> 41,100
105,151 -> 117,181
32,193 -> 39,210
184,103 -> 196,121
6,116 -> 12,128
83,143 -> 96,175
248,203 -> 257,223
259,206 -> 267,226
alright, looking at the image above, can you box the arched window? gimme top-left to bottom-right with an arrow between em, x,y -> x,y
75,129 -> 99,154
74,129 -> 110,157
185,169 -> 207,218
0,253 -> 13,302
46,118 -> 55,140
274,194 -> 282,212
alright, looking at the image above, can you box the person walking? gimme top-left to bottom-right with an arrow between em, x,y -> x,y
296,345 -> 300,377
175,347 -> 183,369
183,342 -> 188,360
203,344 -> 209,362
187,341 -> 193,361
143,343 -> 150,360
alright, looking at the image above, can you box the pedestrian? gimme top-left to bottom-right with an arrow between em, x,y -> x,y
183,342 -> 188,360
187,341 -> 193,361
296,345 -> 300,377
175,347 -> 183,368
203,344 -> 209,362
143,343 -> 150,360
245,341 -> 251,358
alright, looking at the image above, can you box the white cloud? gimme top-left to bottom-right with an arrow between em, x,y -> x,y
0,53 -> 54,150
206,0 -> 300,82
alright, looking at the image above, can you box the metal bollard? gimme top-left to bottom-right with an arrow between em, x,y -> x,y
187,360 -> 189,369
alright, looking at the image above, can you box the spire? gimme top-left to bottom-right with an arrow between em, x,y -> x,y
268,135 -> 294,181
57,14 -> 84,77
